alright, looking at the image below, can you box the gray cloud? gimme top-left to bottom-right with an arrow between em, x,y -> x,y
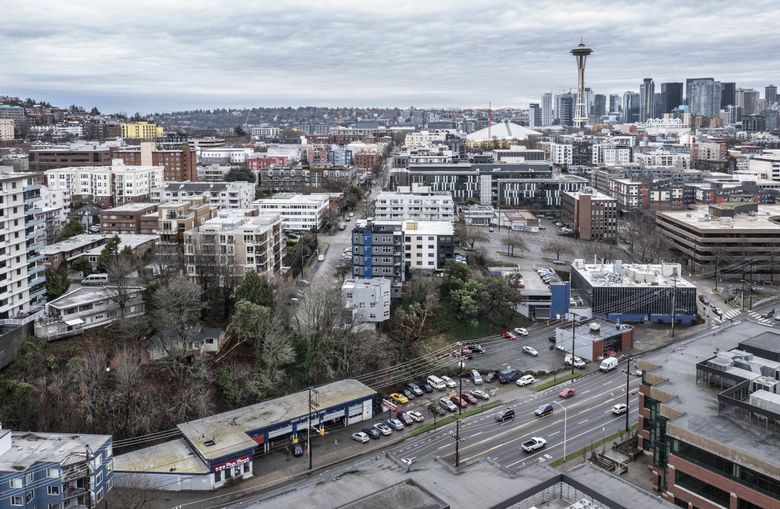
2,0 -> 778,113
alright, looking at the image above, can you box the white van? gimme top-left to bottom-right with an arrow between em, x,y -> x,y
599,357 -> 618,372
426,375 -> 446,391
81,273 -> 109,286
471,370 -> 483,385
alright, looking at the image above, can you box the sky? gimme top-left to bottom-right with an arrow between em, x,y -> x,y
2,0 -> 779,114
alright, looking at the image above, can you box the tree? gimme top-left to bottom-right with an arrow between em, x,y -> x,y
585,242 -> 615,263
225,167 -> 256,183
97,235 -> 121,272
235,271 -> 275,309
60,218 -> 84,240
443,259 -> 470,292
89,106 -> 100,116
234,125 -> 247,137
105,253 -> 138,318
150,278 -> 204,367
230,299 -> 274,349
391,292 -> 439,356
450,280 -> 482,321
455,223 -> 487,250
71,257 -> 91,276
503,231 -> 528,257
543,239 -> 572,261
479,277 -> 520,312
332,258 -> 353,283
44,267 -> 71,300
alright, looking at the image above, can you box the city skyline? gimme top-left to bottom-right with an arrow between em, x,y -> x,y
2,0 -> 780,114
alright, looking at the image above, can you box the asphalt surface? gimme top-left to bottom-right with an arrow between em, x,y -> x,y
388,362 -> 640,472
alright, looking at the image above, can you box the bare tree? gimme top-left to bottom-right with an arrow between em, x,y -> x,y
543,239 -> 572,261
106,253 -> 139,318
503,231 -> 528,257
150,278 -> 204,370
332,257 -> 353,283
109,475 -> 167,509
455,222 -> 487,250
585,242 -> 615,263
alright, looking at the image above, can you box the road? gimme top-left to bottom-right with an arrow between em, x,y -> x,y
388,363 -> 640,473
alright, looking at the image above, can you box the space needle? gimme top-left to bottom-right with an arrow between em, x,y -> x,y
571,40 -> 593,128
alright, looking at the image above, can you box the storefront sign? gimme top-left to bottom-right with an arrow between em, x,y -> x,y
213,455 -> 251,472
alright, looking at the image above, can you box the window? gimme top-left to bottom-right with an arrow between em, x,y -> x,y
10,478 -> 22,489
25,473 -> 33,484
215,470 -> 223,482
10,496 -> 22,506
96,471 -> 103,485
26,491 -> 34,503
96,488 -> 103,502
48,504 -> 61,509
243,463 -> 250,474
48,485 -> 60,495
675,470 -> 729,507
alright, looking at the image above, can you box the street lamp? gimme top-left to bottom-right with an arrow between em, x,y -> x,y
553,401 -> 568,462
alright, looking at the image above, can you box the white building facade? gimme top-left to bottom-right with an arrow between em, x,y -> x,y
402,220 -> 455,270
0,119 -> 13,141
45,160 -> 164,206
251,194 -> 330,231
154,181 -> 256,209
374,184 -> 455,222
549,143 -> 574,165
341,278 -> 391,323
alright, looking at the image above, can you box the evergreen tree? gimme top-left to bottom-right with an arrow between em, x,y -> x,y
44,267 -> 71,300
60,219 -> 84,240
97,235 -> 121,272
235,271 -> 275,309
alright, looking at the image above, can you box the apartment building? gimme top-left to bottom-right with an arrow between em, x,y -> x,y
351,221 -> 405,298
29,145 -> 113,172
637,324 -> 780,509
154,181 -> 255,209
374,184 -> 455,222
403,130 -> 447,147
252,193 -> 330,231
402,221 -> 454,270
0,427 -> 113,508
199,147 -> 255,165
561,188 -> 618,242
341,278 -> 391,323
184,212 -> 285,282
549,143 -> 574,166
0,119 -> 13,141
121,120 -> 163,140
657,203 -> 780,273
111,142 -> 197,181
0,171 -> 46,320
34,285 -> 146,340
592,144 -> 632,167
157,196 -> 217,245
197,164 -> 232,182
40,234 -> 157,270
45,160 -> 164,207
250,126 -> 280,138
99,202 -> 159,234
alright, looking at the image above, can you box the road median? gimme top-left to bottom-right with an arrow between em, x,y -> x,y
531,370 -> 582,392
410,402 -> 500,437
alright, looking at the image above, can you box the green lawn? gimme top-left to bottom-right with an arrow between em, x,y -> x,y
531,370 -> 582,392
485,259 -> 519,268
434,299 -> 532,341
549,424 -> 638,467
409,402 -> 500,437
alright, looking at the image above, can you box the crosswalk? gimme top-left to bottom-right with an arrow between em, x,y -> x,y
747,310 -> 775,326
710,308 -> 741,328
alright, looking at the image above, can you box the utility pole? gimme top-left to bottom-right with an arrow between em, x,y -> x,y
741,280 -> 746,311
625,357 -> 631,433
670,276 -> 677,337
715,252 -> 719,291
455,342 -> 463,467
748,258 -> 753,310
307,387 -> 319,470
571,312 -> 576,374
85,445 -> 93,509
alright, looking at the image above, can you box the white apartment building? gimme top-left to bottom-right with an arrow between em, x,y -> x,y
154,181 -> 255,209
198,147 -> 255,164
39,185 -> 69,222
251,193 -> 330,231
0,119 -> 14,141
404,130 -> 447,148
374,184 -> 455,222
634,151 -> 690,168
549,143 -> 574,165
45,160 -> 164,206
0,170 -> 46,320
251,126 -> 280,138
184,211 -> 285,281
592,144 -> 632,167
196,164 -> 232,181
746,153 -> 780,180
402,220 -> 455,270
341,278 -> 391,323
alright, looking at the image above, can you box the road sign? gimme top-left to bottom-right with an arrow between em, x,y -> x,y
382,399 -> 398,413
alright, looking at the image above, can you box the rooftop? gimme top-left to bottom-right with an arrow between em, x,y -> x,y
163,181 -> 250,192
101,202 -> 159,212
113,438 -> 209,475
0,430 -> 111,472
39,234 -> 106,255
564,187 -> 616,201
177,379 -> 375,461
658,204 -> 780,230
571,259 -> 695,288
81,234 -> 158,257
465,121 -> 541,142
402,221 -> 454,236
253,193 -> 331,205
47,285 -> 145,310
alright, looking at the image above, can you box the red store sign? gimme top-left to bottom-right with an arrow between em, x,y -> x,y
214,455 -> 251,472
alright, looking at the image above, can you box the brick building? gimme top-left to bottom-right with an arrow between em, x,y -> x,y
111,142 -> 196,181
561,188 -> 618,241
29,146 -> 112,172
100,202 -> 160,234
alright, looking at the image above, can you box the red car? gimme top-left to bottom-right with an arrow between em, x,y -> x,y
559,387 -> 576,399
398,412 -> 414,426
461,392 -> 478,405
451,348 -> 474,359
502,331 -> 518,340
450,395 -> 468,409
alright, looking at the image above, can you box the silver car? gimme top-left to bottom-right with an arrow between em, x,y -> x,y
373,422 -> 392,436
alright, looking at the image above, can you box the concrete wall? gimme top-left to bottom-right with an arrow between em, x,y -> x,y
0,322 -> 34,369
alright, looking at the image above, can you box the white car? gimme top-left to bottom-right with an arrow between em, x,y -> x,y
516,374 -> 535,387
440,375 -> 457,388
522,346 -> 539,356
352,431 -> 370,443
513,327 -> 528,336
405,410 -> 425,422
373,422 -> 392,436
317,254 -> 326,262
612,403 -> 628,415
565,355 -> 586,368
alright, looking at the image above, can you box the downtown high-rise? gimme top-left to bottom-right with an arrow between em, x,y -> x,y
639,78 -> 655,122
660,82 -> 683,114
541,92 -> 553,126
686,78 -> 722,117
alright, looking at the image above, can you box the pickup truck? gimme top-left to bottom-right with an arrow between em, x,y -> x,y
521,437 -> 547,452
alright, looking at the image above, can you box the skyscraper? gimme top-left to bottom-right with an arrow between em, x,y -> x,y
686,78 -> 722,118
541,93 -> 553,126
639,78 -> 655,122
736,88 -> 760,115
570,40 -> 593,128
608,94 -> 621,114
555,93 -> 575,127
584,88 -> 595,117
594,94 -> 606,118
766,84 -> 777,105
622,92 -> 640,123
660,82 -> 683,114
528,103 -> 541,127
721,82 -> 736,108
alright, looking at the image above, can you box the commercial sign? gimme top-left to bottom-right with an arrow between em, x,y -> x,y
381,399 -> 397,413
213,455 -> 251,472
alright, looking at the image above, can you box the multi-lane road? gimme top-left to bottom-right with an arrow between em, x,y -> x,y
389,363 -> 640,472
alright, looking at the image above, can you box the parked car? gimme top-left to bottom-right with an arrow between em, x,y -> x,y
293,443 -> 304,456
521,437 -> 547,452
483,371 -> 498,383
420,382 -> 434,393
470,389 -> 490,400
534,403 -> 554,417
498,368 -> 521,384
495,407 -> 515,422
399,413 -> 414,426
461,392 -> 478,405
502,331 -> 518,340
402,388 -> 415,400
439,397 -> 458,412
522,345 -> 539,356
428,402 -> 447,416
612,403 -> 628,415
516,374 -> 535,387
452,348 -> 473,360
363,427 -> 380,439
426,375 -> 446,390
352,431 -> 370,443
513,327 -> 529,336
440,375 -> 457,389
599,357 -> 618,372
565,355 -> 586,368
465,343 -> 485,354
386,418 -> 405,431
389,392 -> 409,404
406,383 -> 424,396
559,387 -> 576,399
471,370 -> 483,384
406,410 -> 425,422
450,395 -> 468,409
373,422 -> 392,436
317,254 -> 326,262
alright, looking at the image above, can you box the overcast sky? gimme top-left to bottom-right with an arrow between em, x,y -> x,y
3,0 -> 779,114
